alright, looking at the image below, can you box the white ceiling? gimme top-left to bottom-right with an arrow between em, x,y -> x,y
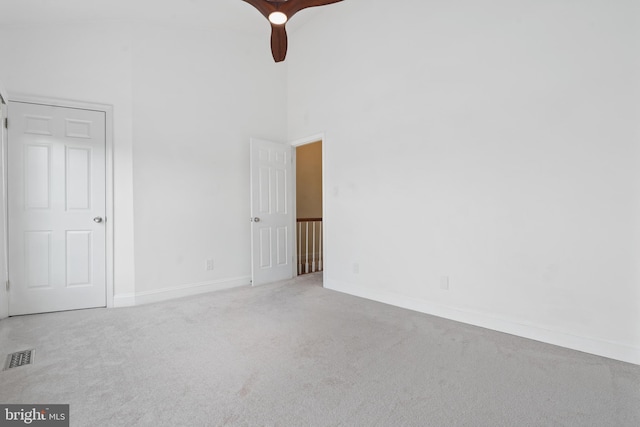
0,0 -> 327,34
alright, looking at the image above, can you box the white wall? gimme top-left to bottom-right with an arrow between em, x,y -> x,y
287,0 -> 640,364
0,19 -> 287,306
130,23 -> 287,297
0,22 -> 137,302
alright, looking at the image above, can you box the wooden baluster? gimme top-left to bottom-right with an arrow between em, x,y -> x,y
318,221 -> 323,271
305,221 -> 310,274
297,222 -> 302,275
312,221 -> 316,272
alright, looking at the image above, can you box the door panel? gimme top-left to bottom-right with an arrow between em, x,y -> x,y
66,147 -> 92,210
24,231 -> 51,288
8,101 -> 106,315
250,138 -> 294,286
25,144 -> 51,209
66,230 -> 92,286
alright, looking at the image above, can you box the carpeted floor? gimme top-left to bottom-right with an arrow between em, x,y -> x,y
0,273 -> 638,426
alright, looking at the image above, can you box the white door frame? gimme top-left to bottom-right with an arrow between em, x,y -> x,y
290,133 -> 326,282
0,84 -> 8,318
5,94 -> 115,309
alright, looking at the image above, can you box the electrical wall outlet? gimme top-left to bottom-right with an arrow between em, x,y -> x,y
353,263 -> 359,274
206,259 -> 214,271
440,276 -> 449,290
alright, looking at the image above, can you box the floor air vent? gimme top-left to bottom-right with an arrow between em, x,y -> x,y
4,349 -> 35,370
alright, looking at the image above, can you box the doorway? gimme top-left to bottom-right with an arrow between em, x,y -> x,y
249,134 -> 325,286
293,136 -> 324,277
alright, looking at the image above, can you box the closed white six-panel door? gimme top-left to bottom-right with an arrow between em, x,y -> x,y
8,101 -> 106,315
250,138 -> 294,286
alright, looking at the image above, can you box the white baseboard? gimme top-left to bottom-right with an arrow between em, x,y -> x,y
133,276 -> 250,306
0,291 -> 8,320
113,293 -> 135,308
325,278 -> 640,366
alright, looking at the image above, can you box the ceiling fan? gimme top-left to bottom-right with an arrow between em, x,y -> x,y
242,0 -> 343,62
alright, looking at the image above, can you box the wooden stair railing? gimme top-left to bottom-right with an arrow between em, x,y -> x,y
296,218 -> 322,275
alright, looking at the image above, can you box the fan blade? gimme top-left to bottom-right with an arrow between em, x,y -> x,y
243,0 -> 343,62
271,24 -> 288,62
282,0 -> 343,19
241,0 -> 276,19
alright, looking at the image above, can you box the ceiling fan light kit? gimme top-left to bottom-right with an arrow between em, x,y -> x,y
242,0 -> 343,62
268,11 -> 288,25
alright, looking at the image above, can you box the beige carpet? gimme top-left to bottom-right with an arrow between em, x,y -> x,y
1,273 -> 638,426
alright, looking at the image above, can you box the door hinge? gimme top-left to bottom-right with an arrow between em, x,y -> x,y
3,118 -> 7,129
5,280 -> 9,292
